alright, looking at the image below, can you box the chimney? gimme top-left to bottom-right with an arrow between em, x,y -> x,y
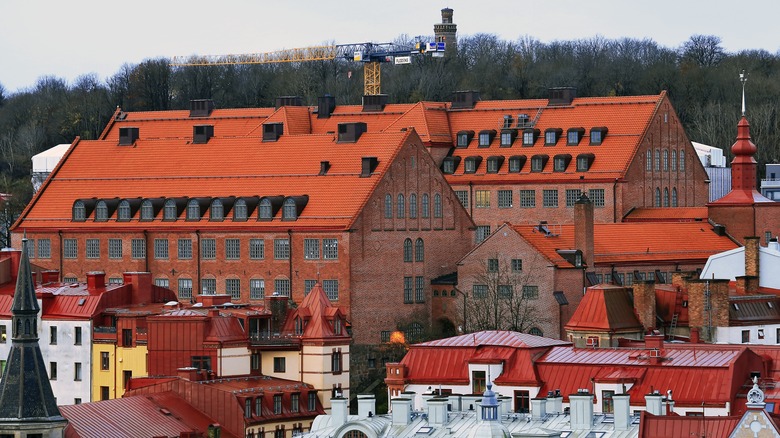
331,396 -> 348,428
613,394 -> 631,430
192,125 -> 214,144
196,294 -> 232,307
391,398 -> 412,426
574,194 -> 595,268
318,95 -> 337,119
267,294 -> 289,334
633,279 -> 656,331
569,390 -> 594,430
262,123 -> 284,142
548,87 -> 577,106
448,394 -> 462,412
123,272 -> 153,305
357,394 -> 376,419
362,94 -> 389,112
275,96 -> 303,108
189,99 -> 214,117
86,271 -> 106,290
427,398 -> 449,426
337,122 -> 367,143
361,157 -> 379,177
118,127 -> 139,146
645,334 -> 664,350
769,238 -> 780,253
530,397 -> 546,420
645,392 -> 664,415
41,270 -> 59,284
546,391 -> 563,414
177,367 -> 200,381
666,390 -> 674,414
450,91 -> 480,109
745,236 -> 760,277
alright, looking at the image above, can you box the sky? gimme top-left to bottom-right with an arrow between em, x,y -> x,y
2,0 -> 779,94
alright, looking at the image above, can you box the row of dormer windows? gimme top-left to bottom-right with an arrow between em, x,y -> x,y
72,196 -> 308,223
457,127 -> 606,148
443,153 -> 595,175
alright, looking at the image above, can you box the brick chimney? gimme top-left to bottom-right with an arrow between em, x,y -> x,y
86,271 -> 106,290
632,279 -> 656,331
574,194 -> 594,268
123,272 -> 153,304
41,270 -> 60,284
687,279 -> 730,342
177,367 -> 200,381
267,294 -> 289,335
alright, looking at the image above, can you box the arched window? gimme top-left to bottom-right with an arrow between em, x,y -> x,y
403,238 -> 413,262
654,149 -> 660,171
210,199 -> 224,221
415,238 -> 424,262
294,317 -> 304,336
233,199 -> 247,221
258,198 -> 272,220
186,199 -> 200,220
397,194 -> 405,218
646,150 -> 652,171
434,194 -> 442,218
671,150 -> 677,171
95,200 -> 108,222
117,200 -> 131,221
654,188 -> 661,207
663,149 -> 669,171
663,188 -> 670,207
73,200 -> 86,221
421,194 -> 430,218
384,194 -> 392,219
164,199 -> 178,221
529,327 -> 543,337
679,150 -> 686,171
141,200 -> 154,221
283,198 -> 297,220
672,187 -> 678,207
409,193 -> 417,219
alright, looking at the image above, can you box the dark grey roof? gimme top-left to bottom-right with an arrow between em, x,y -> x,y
11,240 -> 39,313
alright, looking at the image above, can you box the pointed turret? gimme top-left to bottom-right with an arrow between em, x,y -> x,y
0,238 -> 67,435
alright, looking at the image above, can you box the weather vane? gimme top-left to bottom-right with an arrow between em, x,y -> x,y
740,69 -> 748,116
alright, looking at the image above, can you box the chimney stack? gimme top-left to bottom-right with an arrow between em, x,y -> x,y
391,398 -> 412,426
331,397 -> 349,428
86,271 -> 106,290
633,279 -> 656,331
531,397 -> 547,420
613,394 -> 631,430
645,392 -> 664,416
357,394 -> 376,419
569,390 -> 594,430
574,194 -> 595,268
745,236 -> 760,277
427,398 -> 449,426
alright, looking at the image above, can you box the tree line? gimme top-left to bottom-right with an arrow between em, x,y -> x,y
1,33 -> 778,246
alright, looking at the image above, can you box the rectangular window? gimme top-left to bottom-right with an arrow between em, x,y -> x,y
577,156 -> 590,171
249,238 -> 265,260
108,238 -> 122,259
323,239 -> 338,259
380,331 -> 391,343
274,279 -> 290,296
545,131 -> 557,145
38,239 -> 51,259
590,130 -> 602,144
274,239 -> 290,260
201,238 -> 216,260
101,351 -> 110,370
50,326 -> 57,345
554,157 -> 567,172
512,259 -> 523,272
542,189 -> 558,208
308,392 -> 317,411
304,239 -> 320,259
531,157 -> 544,172
225,238 -> 240,260
522,285 -> 539,299
26,239 -> 35,258
742,330 -> 750,343
323,279 -> 339,301
304,279 -> 316,295
519,190 -> 535,208
85,239 -> 100,259
475,225 -> 491,243
566,189 -> 582,207
226,279 -> 241,300
473,284 -> 487,299
122,329 -> 132,347
250,279 -> 265,300
486,159 -> 499,173
291,393 -> 300,413
75,398 -> 82,405
131,238 -> 146,259
567,130 -> 580,145
0,326 -> 5,342
500,131 -> 514,146
478,132 -> 491,146
403,277 -> 413,304
415,276 -> 424,303
487,258 -> 499,272
588,189 -> 606,208
251,353 -> 260,371
457,133 -> 470,147
475,190 -> 490,208
331,351 -> 343,373
201,278 -> 216,295
497,190 -> 513,208
499,285 -> 513,299
274,357 -> 286,373
154,239 -> 169,259
522,131 -> 535,145
455,190 -> 469,208
464,159 -> 476,173
602,390 -> 615,413
442,160 -> 454,174
74,362 -> 82,381
74,327 -> 82,345
100,386 -> 109,401
273,395 -> 283,415
50,362 -> 57,380
178,278 -> 193,299
177,239 -> 192,259
63,238 -> 78,259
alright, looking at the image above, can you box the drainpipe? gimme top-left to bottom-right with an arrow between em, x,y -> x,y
58,230 -> 63,279
612,178 -> 618,223
288,229 -> 294,296
196,230 -> 201,298
468,182 -> 474,217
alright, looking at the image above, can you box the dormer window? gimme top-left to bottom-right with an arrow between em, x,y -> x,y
441,157 -> 461,174
478,130 -> 496,147
545,128 -> 563,145
140,200 -> 154,221
117,200 -> 131,221
522,129 -> 540,146
500,129 -> 517,147
589,127 -> 608,145
567,128 -> 585,145
294,317 -> 304,336
508,155 -> 526,173
163,199 -> 178,221
233,199 -> 247,221
486,156 -> 504,174
95,200 -> 108,222
73,200 -> 86,222
553,154 -> 571,172
258,198 -> 272,220
282,198 -> 297,220
210,199 -> 224,221
464,156 -> 482,174
531,154 -> 548,172
577,153 -> 595,172
456,130 -> 474,148
334,318 -> 342,335
186,199 -> 201,221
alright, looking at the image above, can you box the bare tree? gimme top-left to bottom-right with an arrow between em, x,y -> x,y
680,35 -> 725,68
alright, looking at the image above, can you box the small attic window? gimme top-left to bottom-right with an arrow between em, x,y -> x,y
486,156 -> 505,174
568,128 -> 586,145
544,128 -> 563,145
163,199 -> 178,221
186,199 -> 201,221
531,154 -> 548,172
210,199 -> 224,221
441,157 -> 461,174
553,154 -> 571,172
95,200 -> 108,222
117,200 -> 131,221
258,198 -> 273,220
522,129 -> 540,146
193,125 -> 214,144
577,153 -> 595,172
263,123 -> 283,142
478,130 -> 496,147
118,127 -> 139,146
233,199 -> 247,221
73,200 -> 86,222
464,156 -> 482,174
456,130 -> 474,148
500,129 -> 517,147
508,155 -> 526,173
590,127 -> 608,145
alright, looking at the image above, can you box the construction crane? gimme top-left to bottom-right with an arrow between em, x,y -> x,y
171,41 -> 445,95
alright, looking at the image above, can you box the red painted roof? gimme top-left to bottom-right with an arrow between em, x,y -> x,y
638,411 -> 740,438
655,285 -> 689,325
514,222 -> 738,267
281,283 -> 348,340
416,330 -> 570,349
623,207 -> 709,222
205,316 -> 247,344
564,285 -> 642,332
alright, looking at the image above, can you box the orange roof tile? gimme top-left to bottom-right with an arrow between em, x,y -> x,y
514,222 -> 738,267
564,284 -> 643,332
623,207 -> 709,222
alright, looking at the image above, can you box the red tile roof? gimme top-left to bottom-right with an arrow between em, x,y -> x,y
623,207 -> 709,222
514,222 -> 738,267
564,285 -> 643,332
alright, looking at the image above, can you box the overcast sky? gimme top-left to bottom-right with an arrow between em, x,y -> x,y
2,0 -> 778,94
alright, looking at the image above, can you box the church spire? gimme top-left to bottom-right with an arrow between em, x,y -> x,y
740,70 -> 747,117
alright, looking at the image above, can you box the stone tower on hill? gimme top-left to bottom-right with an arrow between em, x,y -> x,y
434,8 -> 457,55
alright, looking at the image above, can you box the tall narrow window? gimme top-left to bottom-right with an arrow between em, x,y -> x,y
409,193 -> 417,218
403,277 -> 413,303
663,149 -> 669,171
655,188 -> 661,207
421,194 -> 430,218
672,187 -> 678,207
210,199 -> 224,221
403,239 -> 413,262
95,201 -> 108,222
282,198 -> 297,220
663,188 -> 670,207
415,276 -> 424,303
654,149 -> 660,171
415,238 -> 424,262
164,199 -> 178,221
397,194 -> 405,218
384,194 -> 392,219
646,150 -> 652,171
671,150 -> 677,171
434,194 -> 442,218
679,150 -> 686,171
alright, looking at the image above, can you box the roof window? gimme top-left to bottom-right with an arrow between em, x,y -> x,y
553,154 -> 571,172
282,196 -> 309,221
567,128 -> 586,145
508,155 -> 526,173
464,156 -> 482,174
337,122 -> 367,143
486,156 -> 504,174
456,130 -> 474,148
73,200 -> 87,222
193,125 -> 214,144
590,127 -> 608,145
522,129 -> 540,146
545,128 -> 563,146
530,154 -> 549,172
189,99 -> 214,117
441,156 -> 461,174
478,130 -> 496,147
263,123 -> 283,142
500,129 -> 517,147
577,153 -> 595,172
118,127 -> 139,146
361,157 -> 379,177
